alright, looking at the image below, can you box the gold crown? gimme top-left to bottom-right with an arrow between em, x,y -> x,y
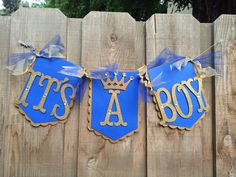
101,73 -> 134,90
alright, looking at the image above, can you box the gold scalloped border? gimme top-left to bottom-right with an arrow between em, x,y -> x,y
14,61 -> 74,127
87,78 -> 141,143
138,61 -> 209,130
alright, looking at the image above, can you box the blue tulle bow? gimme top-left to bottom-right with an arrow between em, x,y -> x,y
146,48 -> 223,84
57,63 -> 118,102
89,63 -> 118,79
147,48 -> 186,70
58,63 -> 118,80
58,65 -> 85,78
6,35 -> 65,75
138,48 -> 223,103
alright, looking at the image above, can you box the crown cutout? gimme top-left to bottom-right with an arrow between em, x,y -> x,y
101,72 -> 133,90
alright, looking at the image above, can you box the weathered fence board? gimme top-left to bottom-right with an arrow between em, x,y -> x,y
78,11 -> 146,177
0,16 -> 11,177
4,8 -> 68,177
214,15 -> 236,177
0,8 -> 235,177
145,14 -> 213,177
200,23 -> 214,177
63,18 -> 82,177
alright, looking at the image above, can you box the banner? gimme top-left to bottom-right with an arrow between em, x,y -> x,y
7,35 -> 85,126
88,72 -> 139,143
16,57 -> 81,126
140,61 -> 208,130
6,36 -> 222,143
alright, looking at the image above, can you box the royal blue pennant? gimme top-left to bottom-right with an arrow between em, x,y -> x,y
146,60 -> 208,129
138,48 -> 221,130
16,57 -> 81,126
89,72 -> 139,142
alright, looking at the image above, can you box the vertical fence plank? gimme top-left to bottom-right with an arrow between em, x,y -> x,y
4,8 -> 68,177
146,14 -> 213,177
63,18 -> 82,177
0,16 -> 11,177
214,15 -> 236,177
200,23 -> 214,177
78,11 -> 146,177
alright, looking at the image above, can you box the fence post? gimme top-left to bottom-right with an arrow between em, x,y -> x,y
0,16 -> 11,177
3,8 -> 69,177
78,11 -> 146,177
145,14 -> 214,177
214,15 -> 236,177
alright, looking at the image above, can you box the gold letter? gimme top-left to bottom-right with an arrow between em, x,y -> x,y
155,88 -> 177,123
17,69 -> 41,107
100,90 -> 127,126
50,83 -> 76,120
33,74 -> 62,113
182,77 -> 208,112
172,83 -> 193,118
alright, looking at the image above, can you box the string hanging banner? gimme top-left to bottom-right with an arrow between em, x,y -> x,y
139,57 -> 208,129
139,48 -> 222,130
7,36 -> 85,126
6,36 -> 222,142
88,72 -> 139,143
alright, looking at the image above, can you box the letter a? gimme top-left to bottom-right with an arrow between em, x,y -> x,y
100,90 -> 127,126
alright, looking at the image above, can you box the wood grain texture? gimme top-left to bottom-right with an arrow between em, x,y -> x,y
146,14 -> 213,177
63,18 -> 82,177
0,16 -> 11,177
200,23 -> 214,177
1,8 -> 236,177
78,11 -> 146,177
214,15 -> 236,177
3,8 -> 68,177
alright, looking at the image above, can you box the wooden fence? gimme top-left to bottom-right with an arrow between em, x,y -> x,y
0,7 -> 235,177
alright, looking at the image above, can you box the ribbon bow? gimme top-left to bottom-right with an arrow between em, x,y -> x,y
58,63 -> 118,79
139,48 -> 223,87
58,63 -> 118,102
6,35 -> 65,75
169,51 -> 223,78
